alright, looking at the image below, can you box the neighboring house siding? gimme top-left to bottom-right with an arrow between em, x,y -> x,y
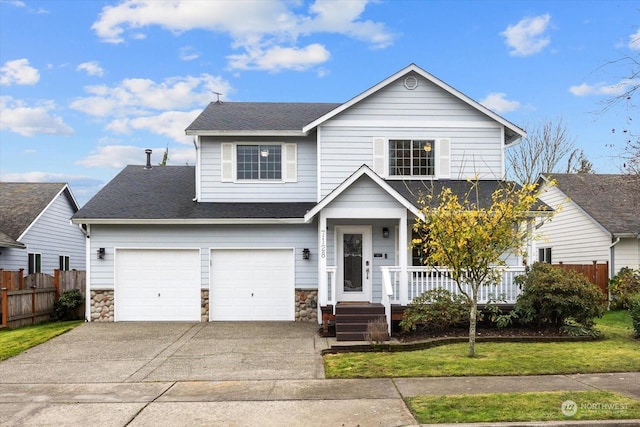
614,238 -> 640,272
198,134 -> 317,202
89,224 -> 318,290
538,186 -> 611,264
1,192 -> 85,273
318,75 -> 504,198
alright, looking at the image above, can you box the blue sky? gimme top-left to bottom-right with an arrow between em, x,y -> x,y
1,0 -> 639,205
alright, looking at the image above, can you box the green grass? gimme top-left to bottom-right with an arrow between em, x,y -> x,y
407,391 -> 640,424
0,321 -> 82,361
324,311 -> 640,378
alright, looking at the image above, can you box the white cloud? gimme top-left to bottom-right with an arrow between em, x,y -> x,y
569,79 -> 639,97
70,73 -> 231,118
501,14 -> 551,57
0,58 -> 40,85
228,43 -> 330,72
106,110 -> 201,144
77,144 -> 195,168
77,61 -> 104,76
179,46 -> 200,61
629,28 -> 640,51
479,93 -> 521,113
91,0 -> 393,71
0,96 -> 73,136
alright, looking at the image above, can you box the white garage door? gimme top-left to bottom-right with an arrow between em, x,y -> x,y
115,249 -> 201,321
210,249 -> 294,321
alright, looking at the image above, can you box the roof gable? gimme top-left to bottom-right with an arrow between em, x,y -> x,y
302,63 -> 526,143
304,165 -> 423,222
539,174 -> 640,236
0,183 -> 76,240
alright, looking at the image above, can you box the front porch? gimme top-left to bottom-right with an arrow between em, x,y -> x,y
321,266 -> 526,340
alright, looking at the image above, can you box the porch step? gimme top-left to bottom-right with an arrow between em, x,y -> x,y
335,303 -> 389,342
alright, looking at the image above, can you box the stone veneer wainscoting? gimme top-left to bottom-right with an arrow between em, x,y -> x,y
90,290 -> 114,322
90,288 -> 316,323
295,289 -> 318,322
201,289 -> 209,322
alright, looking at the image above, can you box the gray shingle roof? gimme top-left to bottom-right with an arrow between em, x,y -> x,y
0,182 -> 71,241
72,166 -> 316,220
549,173 -> 640,235
386,179 -> 549,211
185,102 -> 342,132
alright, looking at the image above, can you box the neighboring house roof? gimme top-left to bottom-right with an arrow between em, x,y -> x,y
0,229 -> 25,249
185,64 -> 525,144
0,182 -> 78,244
540,173 -> 640,237
185,102 -> 341,136
72,166 -> 316,224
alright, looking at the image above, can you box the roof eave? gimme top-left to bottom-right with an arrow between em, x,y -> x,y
186,130 -> 308,137
71,218 -> 307,225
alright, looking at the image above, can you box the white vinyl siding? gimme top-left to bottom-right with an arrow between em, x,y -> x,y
200,135 -> 315,202
87,223 -> 317,292
2,190 -> 85,273
316,73 -> 504,198
537,185 -> 611,265
613,238 -> 640,273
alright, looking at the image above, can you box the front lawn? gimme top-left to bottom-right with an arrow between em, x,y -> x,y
407,391 -> 640,424
0,321 -> 82,361
324,311 -> 640,378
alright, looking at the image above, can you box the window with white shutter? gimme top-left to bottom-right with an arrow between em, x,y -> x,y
372,137 -> 386,176
221,143 -> 234,182
221,142 -> 295,182
437,138 -> 451,178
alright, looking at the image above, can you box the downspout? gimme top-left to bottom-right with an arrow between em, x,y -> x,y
85,224 -> 91,322
608,237 -> 621,309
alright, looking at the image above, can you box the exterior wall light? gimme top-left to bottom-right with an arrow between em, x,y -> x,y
97,248 -> 105,259
302,248 -> 311,260
382,227 -> 390,239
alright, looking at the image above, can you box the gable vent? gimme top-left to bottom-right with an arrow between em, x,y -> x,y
403,75 -> 418,90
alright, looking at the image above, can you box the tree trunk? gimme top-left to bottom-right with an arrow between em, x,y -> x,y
468,292 -> 478,357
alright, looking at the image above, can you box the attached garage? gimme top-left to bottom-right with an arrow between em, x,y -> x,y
115,248 -> 201,321
210,248 -> 295,321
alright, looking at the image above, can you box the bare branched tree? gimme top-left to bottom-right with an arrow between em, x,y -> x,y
507,116 -> 577,184
566,148 -> 595,174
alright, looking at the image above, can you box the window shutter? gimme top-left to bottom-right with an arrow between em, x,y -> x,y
372,137 -> 386,176
221,143 -> 234,182
283,143 -> 297,182
437,138 -> 451,178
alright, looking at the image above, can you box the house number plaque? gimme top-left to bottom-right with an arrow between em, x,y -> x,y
320,230 -> 326,259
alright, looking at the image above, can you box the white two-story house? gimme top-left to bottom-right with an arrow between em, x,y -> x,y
72,64 -> 530,339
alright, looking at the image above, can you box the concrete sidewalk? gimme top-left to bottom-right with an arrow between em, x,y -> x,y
0,374 -> 639,426
0,322 -> 638,426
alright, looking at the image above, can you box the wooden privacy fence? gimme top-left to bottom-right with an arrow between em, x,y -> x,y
0,269 -> 86,329
552,261 -> 609,296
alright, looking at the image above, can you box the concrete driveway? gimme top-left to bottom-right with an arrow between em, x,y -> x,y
0,322 -> 326,383
0,322 -> 418,426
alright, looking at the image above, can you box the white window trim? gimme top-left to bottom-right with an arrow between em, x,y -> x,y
59,255 -> 71,271
28,252 -> 42,274
373,137 -> 451,180
221,142 -> 297,183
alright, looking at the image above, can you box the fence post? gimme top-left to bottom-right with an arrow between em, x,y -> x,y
54,269 -> 60,299
1,288 -> 7,327
31,286 -> 36,325
19,269 -> 24,290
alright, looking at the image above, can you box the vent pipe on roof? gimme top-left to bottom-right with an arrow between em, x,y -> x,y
144,149 -> 153,170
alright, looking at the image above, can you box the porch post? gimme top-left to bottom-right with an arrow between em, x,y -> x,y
317,212 -> 328,324
398,211 -> 409,305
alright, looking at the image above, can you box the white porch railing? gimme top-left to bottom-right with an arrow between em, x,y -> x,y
381,266 -> 526,307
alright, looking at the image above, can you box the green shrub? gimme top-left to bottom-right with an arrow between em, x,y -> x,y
514,262 -> 606,329
483,295 -> 519,329
400,288 -> 470,332
609,267 -> 640,309
52,289 -> 84,321
629,294 -> 640,338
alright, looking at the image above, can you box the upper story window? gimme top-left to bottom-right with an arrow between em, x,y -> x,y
237,145 -> 282,180
59,255 -> 70,271
389,139 -> 435,177
221,142 -> 297,183
373,137 -> 450,179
